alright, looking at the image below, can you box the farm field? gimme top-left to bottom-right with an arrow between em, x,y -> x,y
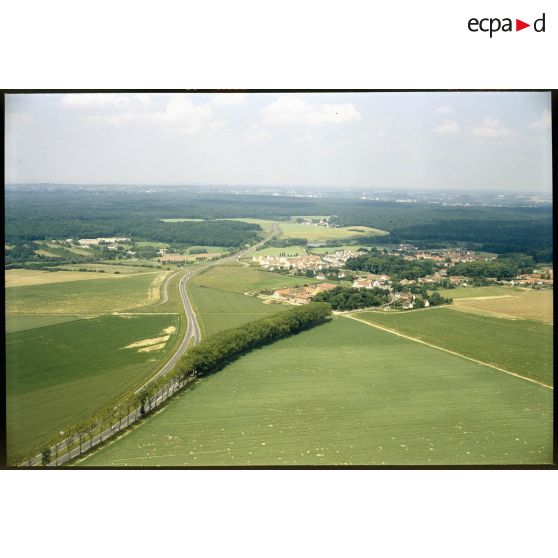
278,221 -> 388,241
5,314 -> 85,334
5,268 -> 132,288
6,313 -> 181,457
449,288 -> 552,324
188,284 -> 286,336
190,262 -> 318,293
223,218 -> 387,240
6,271 -> 168,314
310,244 -> 369,254
56,263 -> 157,274
437,286 -> 524,299
79,317 -> 552,466
249,245 -> 307,257
355,308 -> 552,386
185,245 -> 227,254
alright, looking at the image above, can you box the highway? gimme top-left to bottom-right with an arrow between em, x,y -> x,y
25,225 -> 279,466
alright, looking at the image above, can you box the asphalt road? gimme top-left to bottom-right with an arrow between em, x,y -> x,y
26,226 -> 279,467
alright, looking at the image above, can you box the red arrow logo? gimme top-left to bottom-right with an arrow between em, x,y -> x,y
516,19 -> 530,31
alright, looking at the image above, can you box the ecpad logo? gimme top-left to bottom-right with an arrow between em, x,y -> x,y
468,13 -> 546,37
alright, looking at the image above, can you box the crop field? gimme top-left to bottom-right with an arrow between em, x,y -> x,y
190,263 -> 318,293
79,317 -> 552,466
5,314 -> 85,334
6,313 -> 181,456
159,218 -> 206,222
437,286 -> 524,299
5,269 -> 132,288
186,246 -> 227,254
310,244 -> 369,254
448,289 -> 553,324
224,218 -> 387,240
249,246 -> 307,257
188,284 -> 286,335
57,263 -> 157,274
278,222 -> 387,241
355,308 -> 552,386
6,271 -> 168,314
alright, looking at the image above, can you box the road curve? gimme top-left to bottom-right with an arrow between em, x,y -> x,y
139,225 -> 278,389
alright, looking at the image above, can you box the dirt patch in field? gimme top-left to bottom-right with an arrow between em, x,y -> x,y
162,326 -> 177,334
138,342 -> 167,353
124,335 -> 170,349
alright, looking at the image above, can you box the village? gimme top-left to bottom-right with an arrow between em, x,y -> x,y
253,245 -> 553,310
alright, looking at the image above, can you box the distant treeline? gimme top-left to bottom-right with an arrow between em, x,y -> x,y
5,189 -> 552,258
345,248 -> 436,279
313,286 -> 390,310
371,219 -> 552,261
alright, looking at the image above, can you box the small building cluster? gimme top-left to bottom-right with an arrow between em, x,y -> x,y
272,283 -> 338,304
253,250 -> 357,274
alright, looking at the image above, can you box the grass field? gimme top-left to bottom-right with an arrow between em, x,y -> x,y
355,308 -> 552,386
222,218 -> 387,240
448,288 -> 553,324
188,284 -> 286,336
5,269 -> 136,288
191,262 -> 318,293
7,313 -> 181,456
278,222 -> 387,241
6,271 -> 167,314
56,263 -> 156,274
79,317 -> 552,466
159,218 -> 206,222
310,244 -> 369,254
249,246 -> 307,257
437,286 -> 524,299
5,314 -> 86,334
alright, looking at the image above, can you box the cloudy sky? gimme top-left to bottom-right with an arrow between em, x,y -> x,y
5,92 -> 552,191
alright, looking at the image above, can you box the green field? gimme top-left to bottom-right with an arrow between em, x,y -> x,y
279,222 -> 387,241
6,271 -> 166,314
5,314 -> 86,334
191,263 -> 318,293
437,286 -> 523,299
7,313 -> 181,456
355,308 -> 552,386
79,317 -> 552,466
249,246 -> 307,257
56,263 -> 157,274
310,244 -> 369,254
188,284 -> 286,336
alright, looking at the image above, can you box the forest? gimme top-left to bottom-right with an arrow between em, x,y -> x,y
5,188 -> 553,260
312,286 -> 390,310
344,248 -> 437,279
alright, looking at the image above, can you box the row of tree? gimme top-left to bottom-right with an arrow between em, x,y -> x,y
22,303 -> 332,466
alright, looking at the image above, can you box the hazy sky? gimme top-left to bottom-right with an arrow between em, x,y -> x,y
5,92 -> 552,191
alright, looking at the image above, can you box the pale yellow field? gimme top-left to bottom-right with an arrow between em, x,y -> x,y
451,288 -> 553,324
34,249 -> 63,258
5,269 -> 124,288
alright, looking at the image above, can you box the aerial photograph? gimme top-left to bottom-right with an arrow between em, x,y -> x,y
4,91 -> 553,467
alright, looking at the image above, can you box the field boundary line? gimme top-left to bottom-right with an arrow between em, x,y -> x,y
344,314 -> 553,391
